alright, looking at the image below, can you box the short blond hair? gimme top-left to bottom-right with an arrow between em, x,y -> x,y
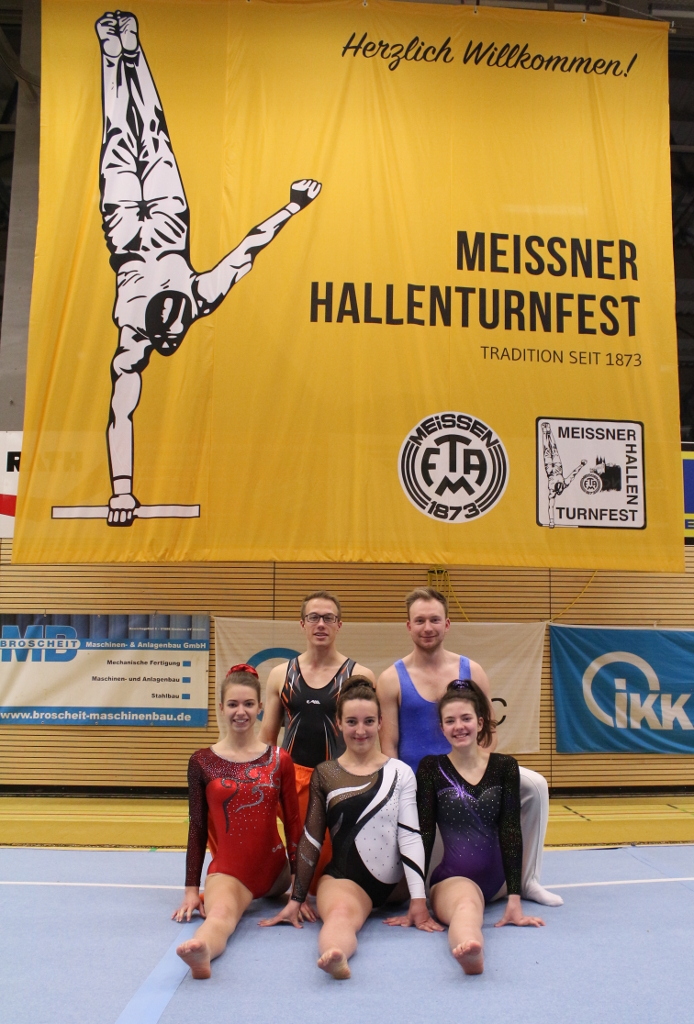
300,590 -> 342,621
405,587 -> 448,618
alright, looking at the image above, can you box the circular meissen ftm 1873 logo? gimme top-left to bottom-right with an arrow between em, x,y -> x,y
398,412 -> 509,522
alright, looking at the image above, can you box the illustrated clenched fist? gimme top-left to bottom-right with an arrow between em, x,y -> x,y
289,179 -> 322,210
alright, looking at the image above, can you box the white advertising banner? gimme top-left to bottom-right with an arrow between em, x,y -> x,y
214,618 -> 545,754
0,614 -> 209,726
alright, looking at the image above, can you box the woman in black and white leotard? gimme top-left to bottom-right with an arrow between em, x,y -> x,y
260,676 -> 442,978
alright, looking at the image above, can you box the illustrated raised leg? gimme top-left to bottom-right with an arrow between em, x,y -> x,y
98,9 -> 188,259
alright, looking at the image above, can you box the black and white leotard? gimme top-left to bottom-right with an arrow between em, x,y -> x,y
291,758 -> 426,907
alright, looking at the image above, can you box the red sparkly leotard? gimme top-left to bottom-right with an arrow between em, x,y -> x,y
185,745 -> 301,899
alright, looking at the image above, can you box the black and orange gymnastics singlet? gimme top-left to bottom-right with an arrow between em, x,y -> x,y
279,657 -> 356,769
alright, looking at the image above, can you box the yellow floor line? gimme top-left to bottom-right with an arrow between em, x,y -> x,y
2,795 -> 694,848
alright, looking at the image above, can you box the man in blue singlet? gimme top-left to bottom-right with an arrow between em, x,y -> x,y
377,586 -> 562,908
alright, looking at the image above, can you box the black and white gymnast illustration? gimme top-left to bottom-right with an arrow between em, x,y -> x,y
53,11 -> 321,526
540,421 -> 586,528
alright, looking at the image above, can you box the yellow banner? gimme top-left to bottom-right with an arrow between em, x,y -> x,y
15,0 -> 681,568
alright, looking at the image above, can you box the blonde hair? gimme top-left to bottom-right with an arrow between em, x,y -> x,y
300,591 -> 342,620
405,587 -> 448,618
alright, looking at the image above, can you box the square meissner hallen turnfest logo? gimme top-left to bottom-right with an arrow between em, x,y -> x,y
536,417 -> 645,530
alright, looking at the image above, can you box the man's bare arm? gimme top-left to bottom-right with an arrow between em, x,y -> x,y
469,659 -> 498,753
376,666 -> 401,758
258,663 -> 287,745
196,180 -> 321,310
353,663 -> 376,685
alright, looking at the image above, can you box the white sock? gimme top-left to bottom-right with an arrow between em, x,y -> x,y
522,880 -> 564,907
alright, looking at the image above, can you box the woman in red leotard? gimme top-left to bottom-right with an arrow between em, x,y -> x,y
173,664 -> 311,979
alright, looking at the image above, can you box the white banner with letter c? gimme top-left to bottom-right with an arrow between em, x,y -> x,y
214,618 -> 544,753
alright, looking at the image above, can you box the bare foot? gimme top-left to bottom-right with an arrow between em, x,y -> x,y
107,492 -> 139,526
452,939 -> 484,975
317,948 -> 351,980
116,10 -> 139,54
176,938 -> 211,980
95,13 -> 121,57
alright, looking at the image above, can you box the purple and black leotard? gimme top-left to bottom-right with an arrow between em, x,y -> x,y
416,752 -> 523,902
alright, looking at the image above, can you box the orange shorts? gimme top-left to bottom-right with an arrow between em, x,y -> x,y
294,763 -> 332,896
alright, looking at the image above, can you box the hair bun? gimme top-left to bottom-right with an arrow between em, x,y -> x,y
226,663 -> 259,679
337,674 -> 380,719
341,675 -> 375,695
447,679 -> 474,694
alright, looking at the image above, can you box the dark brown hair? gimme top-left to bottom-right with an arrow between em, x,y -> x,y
220,666 -> 261,703
300,590 -> 342,621
438,679 -> 496,748
336,675 -> 380,720
405,586 -> 448,619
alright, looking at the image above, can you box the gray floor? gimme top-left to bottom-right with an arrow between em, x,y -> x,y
3,844 -> 693,1024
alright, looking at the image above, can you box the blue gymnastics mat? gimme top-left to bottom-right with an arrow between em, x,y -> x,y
2,844 -> 693,1024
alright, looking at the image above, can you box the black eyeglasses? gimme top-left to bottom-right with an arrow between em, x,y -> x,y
304,613 -> 339,624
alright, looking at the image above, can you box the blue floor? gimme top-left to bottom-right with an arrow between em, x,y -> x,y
3,844 -> 694,1024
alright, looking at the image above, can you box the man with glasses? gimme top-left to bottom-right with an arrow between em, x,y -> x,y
377,586 -> 562,908
260,591 -> 375,887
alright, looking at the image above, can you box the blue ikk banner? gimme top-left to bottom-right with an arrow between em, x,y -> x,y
551,624 -> 694,753
0,613 -> 209,726
684,444 -> 694,539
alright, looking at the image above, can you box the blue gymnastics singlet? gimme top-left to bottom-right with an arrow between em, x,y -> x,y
396,655 -> 470,774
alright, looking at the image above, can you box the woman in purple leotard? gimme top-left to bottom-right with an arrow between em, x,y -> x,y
416,680 -> 545,975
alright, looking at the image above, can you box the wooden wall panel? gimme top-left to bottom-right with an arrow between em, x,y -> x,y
0,545 -> 275,615
0,539 -> 693,790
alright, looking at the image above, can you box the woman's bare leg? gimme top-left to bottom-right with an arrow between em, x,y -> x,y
176,873 -> 253,979
431,877 -> 485,975
315,877 -> 372,980
96,12 -> 188,259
